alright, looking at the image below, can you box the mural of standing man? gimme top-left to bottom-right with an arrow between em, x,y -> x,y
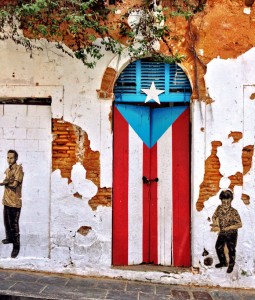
0,150 -> 24,258
210,189 -> 242,273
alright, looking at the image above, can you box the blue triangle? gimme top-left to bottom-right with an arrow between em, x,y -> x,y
150,106 -> 187,147
116,104 -> 188,148
116,104 -> 151,147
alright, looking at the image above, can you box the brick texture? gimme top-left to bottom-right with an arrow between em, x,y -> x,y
97,67 -> 117,100
228,172 -> 243,191
52,119 -> 112,210
197,140 -> 254,210
241,193 -> 250,205
196,141 -> 223,211
89,187 -> 112,211
228,131 -> 243,143
242,145 -> 254,175
52,119 -> 77,181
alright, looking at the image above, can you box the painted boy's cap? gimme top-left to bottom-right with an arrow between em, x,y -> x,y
219,189 -> 233,201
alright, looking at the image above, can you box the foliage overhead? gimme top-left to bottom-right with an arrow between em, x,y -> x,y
0,0 -> 204,67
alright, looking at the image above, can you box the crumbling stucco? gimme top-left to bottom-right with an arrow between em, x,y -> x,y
3,0 -> 255,104
241,193 -> 250,205
197,142 -> 254,210
228,171 -> 243,190
77,226 -> 92,236
250,93 -> 255,100
196,141 -> 222,211
52,119 -> 77,181
242,145 -> 254,175
52,119 -> 112,210
2,0 -> 255,290
161,0 -> 255,101
228,131 -> 243,143
97,68 -> 117,99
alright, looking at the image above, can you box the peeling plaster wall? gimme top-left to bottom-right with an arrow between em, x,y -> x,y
0,39 -> 114,273
1,36 -> 255,289
193,48 -> 255,287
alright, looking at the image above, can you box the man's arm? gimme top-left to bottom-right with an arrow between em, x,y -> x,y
0,178 -> 10,186
3,166 -> 23,190
5,180 -> 19,189
0,177 -> 19,189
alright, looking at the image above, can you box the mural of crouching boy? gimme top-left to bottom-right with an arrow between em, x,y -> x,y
210,189 -> 242,273
0,150 -> 24,258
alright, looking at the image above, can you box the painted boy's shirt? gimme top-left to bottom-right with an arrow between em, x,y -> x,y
213,205 -> 241,234
2,163 -> 24,208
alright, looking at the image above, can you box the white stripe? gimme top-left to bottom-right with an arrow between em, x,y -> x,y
128,126 -> 143,265
157,126 -> 172,265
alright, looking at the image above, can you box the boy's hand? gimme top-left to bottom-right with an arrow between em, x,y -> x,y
224,224 -> 242,231
210,224 -> 220,232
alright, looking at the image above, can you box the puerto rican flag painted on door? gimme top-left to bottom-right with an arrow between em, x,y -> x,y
112,104 -> 190,267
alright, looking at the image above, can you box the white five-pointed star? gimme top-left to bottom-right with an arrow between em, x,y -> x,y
141,82 -> 164,104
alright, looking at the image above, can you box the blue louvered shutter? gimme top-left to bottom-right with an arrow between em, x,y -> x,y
114,60 -> 191,103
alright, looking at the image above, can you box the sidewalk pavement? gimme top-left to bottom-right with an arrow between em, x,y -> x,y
0,269 -> 254,300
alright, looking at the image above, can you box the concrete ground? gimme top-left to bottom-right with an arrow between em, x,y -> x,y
0,269 -> 254,300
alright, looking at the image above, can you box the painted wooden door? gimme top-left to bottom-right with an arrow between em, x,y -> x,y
112,103 -> 190,267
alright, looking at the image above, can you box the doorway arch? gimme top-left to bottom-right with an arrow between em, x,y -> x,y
112,59 -> 192,267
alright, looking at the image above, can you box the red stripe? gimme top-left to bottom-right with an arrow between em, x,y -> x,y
143,144 -> 150,263
172,108 -> 190,267
142,143 -> 158,264
112,106 -> 129,265
149,143 -> 158,264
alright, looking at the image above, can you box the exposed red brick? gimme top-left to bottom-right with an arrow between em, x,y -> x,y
228,172 -> 243,190
250,93 -> 255,100
197,140 -> 254,210
242,145 -> 254,175
97,91 -> 114,100
82,132 -> 100,187
73,192 -> 82,199
241,193 -> 250,205
82,132 -> 112,210
89,187 -> 112,211
228,131 -> 243,143
52,118 -> 112,210
77,226 -> 92,236
196,141 -> 223,211
3,0 -> 255,104
97,67 -> 117,99
52,119 -> 77,183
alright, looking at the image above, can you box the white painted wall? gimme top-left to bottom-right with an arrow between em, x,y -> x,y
0,104 -> 51,258
1,38 -> 255,289
192,49 -> 255,287
0,39 -> 115,273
